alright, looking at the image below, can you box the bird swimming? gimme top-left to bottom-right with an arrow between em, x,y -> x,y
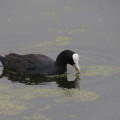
0,50 -> 80,75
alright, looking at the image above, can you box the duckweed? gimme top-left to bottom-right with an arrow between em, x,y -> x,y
0,82 -> 99,115
24,113 -> 51,120
37,104 -> 51,112
43,11 -> 55,18
54,89 -> 99,103
81,66 -> 120,76
0,100 -> 27,115
68,114 -> 77,118
20,38 -> 71,52
3,65 -> 119,115
56,36 -> 71,41
0,84 -> 13,91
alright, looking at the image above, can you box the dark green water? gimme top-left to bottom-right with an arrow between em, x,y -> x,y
0,0 -> 120,120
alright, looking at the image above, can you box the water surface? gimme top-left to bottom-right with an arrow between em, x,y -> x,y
0,0 -> 120,120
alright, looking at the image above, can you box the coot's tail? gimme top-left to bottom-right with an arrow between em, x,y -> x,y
0,56 -> 5,67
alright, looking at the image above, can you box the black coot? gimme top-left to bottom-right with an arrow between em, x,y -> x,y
0,50 -> 80,75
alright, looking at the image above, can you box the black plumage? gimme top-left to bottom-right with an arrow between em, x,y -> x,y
0,50 -> 76,75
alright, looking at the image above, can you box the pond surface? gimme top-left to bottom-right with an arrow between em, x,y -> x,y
0,0 -> 120,120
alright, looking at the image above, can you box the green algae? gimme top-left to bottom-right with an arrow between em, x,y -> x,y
68,114 -> 77,118
81,66 -> 120,76
20,37 -> 71,52
3,65 -> 120,115
56,36 -> 71,42
1,65 -> 119,115
43,11 -> 55,18
54,18 -> 60,22
22,87 -> 99,102
37,104 -> 51,112
24,113 -> 51,120
54,73 -> 67,78
0,100 -> 27,115
54,89 -> 99,103
0,84 -> 32,115
57,41 -> 70,46
0,84 -> 99,116
0,84 -> 13,91
0,82 -> 99,115
22,104 -> 51,120
24,104 -> 51,120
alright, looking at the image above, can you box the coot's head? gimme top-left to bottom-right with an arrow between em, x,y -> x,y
55,50 -> 80,73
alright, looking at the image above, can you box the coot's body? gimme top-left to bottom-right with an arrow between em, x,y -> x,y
0,50 -> 80,75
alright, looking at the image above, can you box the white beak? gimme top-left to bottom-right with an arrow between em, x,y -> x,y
73,64 -> 80,73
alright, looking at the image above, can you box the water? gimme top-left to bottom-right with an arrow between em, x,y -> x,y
0,0 -> 120,120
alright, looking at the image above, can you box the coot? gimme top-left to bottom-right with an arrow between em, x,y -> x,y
0,50 -> 80,75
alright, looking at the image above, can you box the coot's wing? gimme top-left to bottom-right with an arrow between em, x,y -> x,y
4,53 -> 55,74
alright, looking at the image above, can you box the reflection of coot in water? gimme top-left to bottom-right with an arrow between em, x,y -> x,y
0,69 -> 80,89
0,50 -> 80,75
56,75 -> 80,89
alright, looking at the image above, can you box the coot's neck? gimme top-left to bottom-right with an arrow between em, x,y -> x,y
55,55 -> 66,65
55,52 -> 67,71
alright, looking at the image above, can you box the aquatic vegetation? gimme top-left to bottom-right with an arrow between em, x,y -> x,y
24,105 -> 51,120
37,104 -> 51,112
19,27 -> 86,52
21,87 -> 99,103
81,66 -> 120,76
54,89 -> 99,103
55,36 -> 71,46
56,36 -> 71,42
54,73 -> 67,78
0,84 -> 32,115
0,84 -> 12,91
20,37 -> 71,52
1,65 -> 119,115
24,113 -> 51,120
68,114 -> 77,118
0,81 -> 99,115
54,18 -> 60,22
43,11 -> 55,18
12,87 -> 36,100
0,100 -> 27,115
2,65 -> 119,115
